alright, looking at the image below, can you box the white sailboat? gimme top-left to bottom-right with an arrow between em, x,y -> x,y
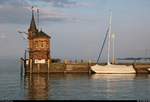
91,12 -> 136,74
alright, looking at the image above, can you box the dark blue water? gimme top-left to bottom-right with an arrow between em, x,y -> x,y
0,59 -> 150,100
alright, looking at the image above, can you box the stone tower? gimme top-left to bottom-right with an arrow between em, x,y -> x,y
28,8 -> 51,63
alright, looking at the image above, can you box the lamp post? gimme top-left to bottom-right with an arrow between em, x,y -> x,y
18,30 -> 29,75
18,30 -> 29,65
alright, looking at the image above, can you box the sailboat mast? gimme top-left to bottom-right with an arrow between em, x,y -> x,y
37,8 -> 39,31
112,33 -> 115,64
107,11 -> 112,65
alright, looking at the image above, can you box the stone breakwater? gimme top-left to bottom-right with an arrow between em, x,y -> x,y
24,63 -> 91,74
22,61 -> 150,74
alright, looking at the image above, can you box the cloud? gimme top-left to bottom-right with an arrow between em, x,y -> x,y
0,34 -> 6,39
45,0 -> 76,8
0,0 -> 96,24
0,6 -> 30,24
0,1 -> 66,24
28,0 -> 95,8
0,0 -> 7,4
29,0 -> 77,8
0,0 -> 29,7
29,6 -> 69,23
0,0 -> 30,24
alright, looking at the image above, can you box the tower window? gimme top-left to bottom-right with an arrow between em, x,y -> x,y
35,41 -> 38,48
41,41 -> 44,47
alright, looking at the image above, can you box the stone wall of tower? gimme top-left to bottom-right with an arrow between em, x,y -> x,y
31,38 -> 50,60
28,36 -> 50,60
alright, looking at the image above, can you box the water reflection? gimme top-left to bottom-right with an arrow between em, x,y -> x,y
24,74 -> 49,100
90,74 -> 136,99
90,74 -> 136,80
90,74 -> 150,100
21,73 -> 150,100
134,74 -> 150,79
23,73 -> 90,100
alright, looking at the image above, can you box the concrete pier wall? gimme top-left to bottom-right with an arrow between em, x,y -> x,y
134,64 -> 150,74
25,63 -> 90,73
49,63 -> 66,73
65,64 -> 90,73
23,59 -> 150,74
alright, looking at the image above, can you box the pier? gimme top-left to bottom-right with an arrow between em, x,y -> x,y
20,58 -> 91,74
20,58 -> 150,74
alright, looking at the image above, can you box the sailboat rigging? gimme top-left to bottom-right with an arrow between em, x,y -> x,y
90,11 -> 136,74
96,27 -> 109,64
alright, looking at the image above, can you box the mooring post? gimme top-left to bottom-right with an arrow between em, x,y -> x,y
37,63 -> 40,73
24,59 -> 26,74
20,58 -> 24,76
30,59 -> 33,74
64,59 -> 67,73
29,71 -> 32,88
88,60 -> 91,74
24,50 -> 27,72
48,59 -> 50,74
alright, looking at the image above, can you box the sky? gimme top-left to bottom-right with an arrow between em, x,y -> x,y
0,0 -> 150,62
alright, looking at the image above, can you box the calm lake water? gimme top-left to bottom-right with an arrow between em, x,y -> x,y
0,59 -> 150,100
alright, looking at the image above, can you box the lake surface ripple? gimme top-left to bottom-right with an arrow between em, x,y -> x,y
0,59 -> 150,100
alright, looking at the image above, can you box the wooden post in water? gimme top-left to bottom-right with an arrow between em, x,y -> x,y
29,71 -> 32,88
37,63 -> 40,73
24,50 -> 27,70
88,60 -> 91,74
24,59 -> 27,74
30,59 -> 33,73
48,59 -> 50,74
20,58 -> 24,76
64,59 -> 67,73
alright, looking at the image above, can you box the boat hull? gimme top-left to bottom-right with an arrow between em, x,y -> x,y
91,64 -> 136,74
